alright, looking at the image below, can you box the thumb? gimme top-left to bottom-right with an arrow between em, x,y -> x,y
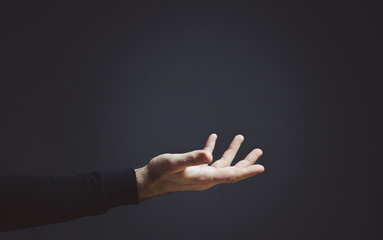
171,150 -> 212,172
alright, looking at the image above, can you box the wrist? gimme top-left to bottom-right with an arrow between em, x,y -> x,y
135,166 -> 149,202
135,166 -> 162,202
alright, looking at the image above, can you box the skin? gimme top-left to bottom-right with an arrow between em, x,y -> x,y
135,133 -> 265,202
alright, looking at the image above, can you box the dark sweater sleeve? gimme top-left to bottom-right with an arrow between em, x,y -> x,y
0,168 -> 138,232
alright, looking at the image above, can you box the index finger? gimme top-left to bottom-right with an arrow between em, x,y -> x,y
203,133 -> 217,154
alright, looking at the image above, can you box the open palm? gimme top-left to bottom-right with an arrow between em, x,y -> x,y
136,134 -> 264,201
180,134 -> 264,190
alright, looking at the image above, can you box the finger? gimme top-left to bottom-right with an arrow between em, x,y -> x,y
212,165 -> 265,184
235,148 -> 263,168
170,150 -> 213,173
203,133 -> 217,154
212,134 -> 244,168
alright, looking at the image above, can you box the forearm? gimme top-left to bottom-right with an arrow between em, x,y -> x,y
0,169 -> 138,232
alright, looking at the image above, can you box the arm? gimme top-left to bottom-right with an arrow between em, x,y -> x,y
0,133 -> 264,231
0,169 -> 138,232
135,133 -> 264,201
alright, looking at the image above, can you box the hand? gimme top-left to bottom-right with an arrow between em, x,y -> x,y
135,134 -> 265,201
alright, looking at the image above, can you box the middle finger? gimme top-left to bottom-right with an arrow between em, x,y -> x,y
212,134 -> 244,168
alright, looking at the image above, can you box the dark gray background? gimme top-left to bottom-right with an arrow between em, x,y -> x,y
1,1 -> 382,239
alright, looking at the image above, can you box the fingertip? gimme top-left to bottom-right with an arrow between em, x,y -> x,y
248,164 -> 265,173
255,148 -> 263,156
237,134 -> 245,141
211,133 -> 218,139
257,164 -> 265,173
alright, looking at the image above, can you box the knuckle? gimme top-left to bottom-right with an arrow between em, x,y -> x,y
187,151 -> 204,165
161,156 -> 175,169
187,154 -> 196,163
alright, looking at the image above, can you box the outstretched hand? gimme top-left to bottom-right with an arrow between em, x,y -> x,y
135,134 -> 265,201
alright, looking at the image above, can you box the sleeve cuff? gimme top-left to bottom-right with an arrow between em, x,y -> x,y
102,168 -> 139,208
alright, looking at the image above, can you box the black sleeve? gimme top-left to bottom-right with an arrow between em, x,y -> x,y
0,168 -> 138,232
